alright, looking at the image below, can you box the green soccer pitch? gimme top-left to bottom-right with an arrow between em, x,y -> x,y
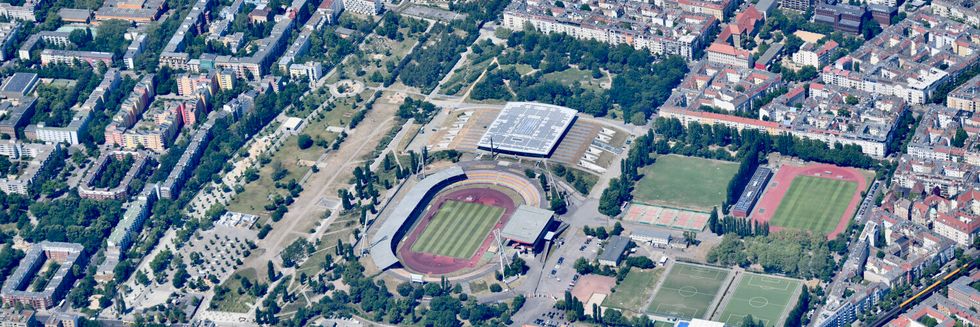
716,273 -> 801,327
634,155 -> 738,212
410,200 -> 504,258
769,176 -> 857,235
646,263 -> 730,320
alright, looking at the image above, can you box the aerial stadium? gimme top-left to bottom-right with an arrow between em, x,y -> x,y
368,164 -> 555,276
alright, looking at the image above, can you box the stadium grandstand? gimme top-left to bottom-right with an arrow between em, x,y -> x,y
477,102 -> 577,157
369,166 -> 466,270
500,205 -> 555,248
732,166 -> 772,218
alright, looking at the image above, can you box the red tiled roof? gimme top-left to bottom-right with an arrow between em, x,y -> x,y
936,212 -> 980,234
707,42 -> 750,58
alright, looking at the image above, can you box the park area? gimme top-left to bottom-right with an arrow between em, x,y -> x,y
603,268 -> 664,314
753,163 -> 869,238
634,155 -> 738,212
715,273 -> 801,327
646,262 -> 731,320
410,200 -> 504,259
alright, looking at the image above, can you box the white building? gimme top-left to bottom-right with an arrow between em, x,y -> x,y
792,40 -> 838,68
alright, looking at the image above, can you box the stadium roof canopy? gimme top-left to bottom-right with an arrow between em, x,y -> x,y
500,205 -> 554,244
477,102 -> 576,157
369,166 -> 465,270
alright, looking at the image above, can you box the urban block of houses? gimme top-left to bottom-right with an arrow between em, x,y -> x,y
78,151 -> 151,200
931,0 -> 980,28
94,0 -> 167,23
502,0 -> 719,60
674,62 -> 782,113
759,82 -> 906,158
25,69 -> 121,145
0,242 -> 84,309
821,13 -> 980,105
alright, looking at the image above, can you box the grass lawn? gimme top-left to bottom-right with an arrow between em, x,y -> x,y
210,268 -> 260,313
604,268 -> 664,313
470,280 -> 489,293
646,263 -> 730,320
769,176 -> 857,235
411,200 -> 503,258
634,155 -> 739,212
541,67 -> 606,91
717,273 -> 801,327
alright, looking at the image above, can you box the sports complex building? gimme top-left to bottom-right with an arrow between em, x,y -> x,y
369,165 -> 554,275
477,102 -> 577,157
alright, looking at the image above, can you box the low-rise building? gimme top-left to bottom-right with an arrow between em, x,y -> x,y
0,73 -> 38,99
40,49 -> 113,67
57,8 -> 92,23
94,0 -> 166,23
597,236 -> 631,266
628,229 -> 672,248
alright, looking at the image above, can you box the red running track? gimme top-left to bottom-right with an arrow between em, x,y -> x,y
398,186 -> 516,275
751,164 -> 868,239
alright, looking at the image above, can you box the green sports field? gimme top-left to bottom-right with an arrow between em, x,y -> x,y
634,155 -> 738,212
770,176 -> 857,234
646,263 -> 730,319
410,200 -> 504,258
604,268 -> 664,313
716,273 -> 801,326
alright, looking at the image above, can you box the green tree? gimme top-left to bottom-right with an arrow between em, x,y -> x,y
297,134 -> 313,149
953,126 -> 968,147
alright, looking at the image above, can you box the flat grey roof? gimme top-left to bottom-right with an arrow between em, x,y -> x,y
597,235 -> 631,263
369,166 -> 466,270
1,73 -> 38,96
733,166 -> 772,213
57,8 -> 91,21
630,228 -> 671,241
477,102 -> 576,156
756,0 -> 776,13
500,205 -> 554,244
